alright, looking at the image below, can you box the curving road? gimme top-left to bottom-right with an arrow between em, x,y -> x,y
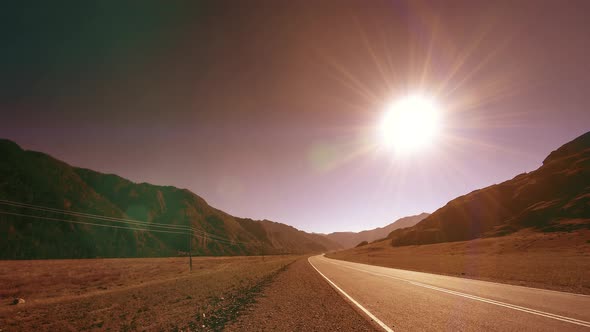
309,255 -> 590,331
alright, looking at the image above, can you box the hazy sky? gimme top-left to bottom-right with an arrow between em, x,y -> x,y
2,1 -> 589,233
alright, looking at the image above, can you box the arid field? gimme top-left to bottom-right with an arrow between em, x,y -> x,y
327,229 -> 590,294
0,255 -> 298,331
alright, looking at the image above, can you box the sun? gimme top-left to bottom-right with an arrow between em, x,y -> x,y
379,95 -> 441,154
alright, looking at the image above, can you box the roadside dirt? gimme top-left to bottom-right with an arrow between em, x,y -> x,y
224,258 -> 378,332
0,256 -> 296,331
328,229 -> 590,294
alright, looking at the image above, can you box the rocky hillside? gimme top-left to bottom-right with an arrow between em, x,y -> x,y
388,131 -> 590,246
324,213 -> 429,248
0,139 -> 341,259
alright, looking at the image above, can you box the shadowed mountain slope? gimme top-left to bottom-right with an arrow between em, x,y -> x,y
388,131 -> 590,246
0,139 -> 341,259
324,213 -> 429,248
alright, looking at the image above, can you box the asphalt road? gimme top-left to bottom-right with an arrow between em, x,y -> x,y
309,255 -> 590,331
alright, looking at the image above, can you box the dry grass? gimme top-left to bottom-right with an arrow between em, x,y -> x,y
327,229 -> 590,294
0,255 -> 298,331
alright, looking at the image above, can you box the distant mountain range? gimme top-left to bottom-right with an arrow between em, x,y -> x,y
7,129 -> 582,259
323,213 -> 429,248
0,139 -> 342,259
388,131 -> 590,246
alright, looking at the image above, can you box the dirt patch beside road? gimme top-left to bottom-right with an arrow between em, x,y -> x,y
224,257 -> 378,331
0,256 -> 296,331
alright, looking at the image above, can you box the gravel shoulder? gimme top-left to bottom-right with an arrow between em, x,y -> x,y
224,257 -> 378,332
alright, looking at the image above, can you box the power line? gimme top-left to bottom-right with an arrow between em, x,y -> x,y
1,201 -> 259,274
0,199 -> 252,246
0,210 -> 244,246
0,199 -> 191,231
0,210 -> 190,235
0,199 -> 245,243
2,209 -> 200,271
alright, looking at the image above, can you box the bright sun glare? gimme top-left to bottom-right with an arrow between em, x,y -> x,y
380,95 -> 441,155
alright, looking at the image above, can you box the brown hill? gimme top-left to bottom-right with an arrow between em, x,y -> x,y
388,131 -> 590,246
324,213 -> 429,248
0,139 -> 341,259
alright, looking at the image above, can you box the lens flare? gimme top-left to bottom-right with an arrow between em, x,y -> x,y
380,95 -> 441,154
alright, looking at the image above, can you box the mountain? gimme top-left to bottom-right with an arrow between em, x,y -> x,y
0,139 -> 341,259
388,131 -> 590,246
324,213 -> 429,248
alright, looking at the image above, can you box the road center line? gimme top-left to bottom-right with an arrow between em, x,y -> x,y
323,257 -> 590,328
308,257 -> 395,332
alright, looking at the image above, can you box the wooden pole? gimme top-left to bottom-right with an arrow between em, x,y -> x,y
188,230 -> 192,272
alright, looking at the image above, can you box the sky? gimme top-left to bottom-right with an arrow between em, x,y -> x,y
1,1 -> 589,233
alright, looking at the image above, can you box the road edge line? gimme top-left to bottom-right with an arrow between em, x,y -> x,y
308,256 -> 394,332
324,257 -> 590,328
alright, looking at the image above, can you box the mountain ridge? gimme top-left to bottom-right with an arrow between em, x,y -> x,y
386,131 -> 590,246
324,213 -> 430,248
0,139 -> 341,258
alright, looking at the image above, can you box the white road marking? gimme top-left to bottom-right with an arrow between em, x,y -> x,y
409,281 -> 590,327
322,257 -> 590,328
307,257 -> 395,332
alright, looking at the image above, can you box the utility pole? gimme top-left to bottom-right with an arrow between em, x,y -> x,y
30,222 -> 34,260
188,230 -> 192,272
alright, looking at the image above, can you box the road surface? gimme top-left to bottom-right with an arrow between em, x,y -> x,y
309,255 -> 590,331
